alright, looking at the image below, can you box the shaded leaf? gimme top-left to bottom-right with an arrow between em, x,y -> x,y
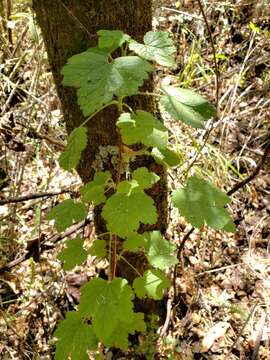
151,147 -> 181,167
123,232 -> 146,251
172,176 -> 236,231
78,277 -> 145,348
89,239 -> 106,258
97,29 -> 130,52
54,311 -> 98,360
132,167 -> 160,190
58,237 -> 88,270
59,127 -> 87,171
144,231 -> 178,269
47,199 -> 87,232
80,171 -> 112,205
102,191 -> 157,237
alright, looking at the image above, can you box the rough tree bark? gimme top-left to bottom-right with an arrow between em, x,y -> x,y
33,0 -> 167,283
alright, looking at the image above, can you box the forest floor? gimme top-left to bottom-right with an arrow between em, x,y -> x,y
0,1 -> 270,359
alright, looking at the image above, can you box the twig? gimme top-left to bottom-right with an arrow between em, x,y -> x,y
0,189 -> 74,205
159,290 -> 173,338
0,216 -> 92,273
252,311 -> 267,360
227,139 -> 270,196
228,302 -> 258,355
173,226 -> 195,298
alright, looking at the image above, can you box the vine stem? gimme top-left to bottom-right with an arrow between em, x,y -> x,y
110,97 -> 125,280
80,100 -> 118,128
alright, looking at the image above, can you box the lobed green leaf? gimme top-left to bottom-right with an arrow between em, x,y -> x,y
47,199 -> 87,232
172,176 -> 236,231
58,237 -> 88,270
133,269 -> 170,300
160,85 -> 216,128
129,31 -> 176,67
80,170 -> 112,205
117,110 -> 168,148
102,191 -> 157,237
62,48 -> 153,116
144,230 -> 178,269
78,277 -> 145,348
54,311 -> 98,360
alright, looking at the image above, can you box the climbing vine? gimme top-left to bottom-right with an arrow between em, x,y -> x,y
47,30 -> 235,359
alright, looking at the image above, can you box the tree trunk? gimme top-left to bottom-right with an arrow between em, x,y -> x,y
32,0 -> 167,279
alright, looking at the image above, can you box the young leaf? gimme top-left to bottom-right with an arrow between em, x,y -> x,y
132,167 -> 160,190
117,110 -> 168,148
80,170 -> 112,205
58,237 -> 88,270
133,269 -> 170,300
144,231 -> 178,269
160,85 -> 216,128
59,127 -> 87,171
47,199 -> 87,232
129,31 -> 176,67
102,191 -> 157,237
62,48 -> 153,116
97,30 -> 130,52
172,176 -> 236,231
78,277 -> 145,348
54,311 -> 98,360
89,239 -> 106,258
151,147 -> 181,167
117,179 -> 139,196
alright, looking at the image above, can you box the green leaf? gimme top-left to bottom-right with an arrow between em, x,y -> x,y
144,231 -> 178,269
47,199 -> 87,232
172,176 -> 236,231
151,147 -> 181,167
123,232 -> 146,251
117,110 -> 168,148
89,239 -> 106,258
62,48 -> 153,116
59,127 -> 87,171
97,30 -> 130,52
133,269 -> 170,300
80,171 -> 111,205
58,237 -> 88,270
102,191 -> 157,237
117,180 -> 139,195
78,277 -> 145,348
160,85 -> 216,128
132,167 -> 160,190
54,311 -> 98,360
129,31 -> 176,67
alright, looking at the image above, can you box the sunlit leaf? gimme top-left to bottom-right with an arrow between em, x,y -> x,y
62,48 -> 153,116
129,31 -> 176,67
133,269 -> 170,300
117,110 -> 168,148
161,85 -> 216,128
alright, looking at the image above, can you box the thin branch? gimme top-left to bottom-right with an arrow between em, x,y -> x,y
0,189 -> 75,205
197,0 -> 219,108
0,216 -> 92,273
227,140 -> 270,196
